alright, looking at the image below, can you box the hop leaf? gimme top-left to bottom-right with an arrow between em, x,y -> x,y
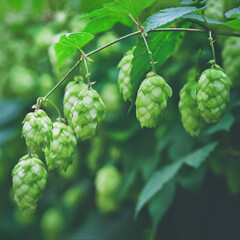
12,154 -> 48,215
45,122 -> 77,171
179,81 -> 206,136
63,79 -> 87,126
135,72 -> 172,128
22,109 -> 53,153
95,165 -> 122,197
118,48 -> 135,102
71,88 -> 105,140
222,37 -> 240,85
197,66 -> 232,123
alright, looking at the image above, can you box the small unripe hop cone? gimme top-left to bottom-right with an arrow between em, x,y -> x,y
63,79 -> 87,126
118,48 -> 135,102
136,72 -> 172,128
71,88 -> 105,140
22,109 -> 53,153
179,81 -> 206,136
197,66 -> 231,123
45,121 -> 77,171
12,154 -> 48,215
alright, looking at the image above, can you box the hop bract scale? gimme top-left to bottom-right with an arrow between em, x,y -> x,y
71,88 -> 105,140
12,154 -> 48,215
45,121 -> 77,171
63,79 -> 87,126
197,66 -> 231,123
22,109 -> 53,153
136,72 -> 172,128
118,48 -> 134,102
179,81 -> 206,136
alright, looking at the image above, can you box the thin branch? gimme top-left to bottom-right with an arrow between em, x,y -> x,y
129,14 -> 156,73
86,30 -> 141,57
43,58 -> 82,99
43,27 -> 240,99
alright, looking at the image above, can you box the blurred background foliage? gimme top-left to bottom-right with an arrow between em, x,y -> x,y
1,0 -> 240,239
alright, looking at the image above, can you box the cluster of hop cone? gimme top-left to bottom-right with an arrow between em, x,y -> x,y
12,46 -> 231,215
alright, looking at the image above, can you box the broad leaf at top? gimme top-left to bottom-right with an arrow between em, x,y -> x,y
54,32 -> 94,67
144,6 -> 197,32
105,0 -> 156,18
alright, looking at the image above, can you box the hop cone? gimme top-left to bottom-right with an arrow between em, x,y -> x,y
95,165 -> 121,196
179,81 -> 206,136
63,79 -> 87,126
71,88 -> 105,140
12,154 -> 48,215
96,193 -> 118,213
118,48 -> 134,102
136,72 -> 172,128
197,66 -> 231,123
204,0 -> 225,21
22,109 -> 53,152
222,37 -> 240,85
45,122 -> 77,171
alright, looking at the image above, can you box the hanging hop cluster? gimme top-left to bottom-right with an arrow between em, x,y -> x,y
63,79 -> 87,126
118,48 -> 135,102
12,154 -> 48,215
222,37 -> 240,85
71,88 -> 105,140
179,81 -> 206,136
136,72 -> 172,128
45,121 -> 77,171
197,65 -> 231,123
22,109 -> 53,152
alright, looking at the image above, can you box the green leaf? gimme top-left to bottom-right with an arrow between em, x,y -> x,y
135,142 -> 217,216
131,22 -> 191,97
148,181 -> 175,227
177,167 -> 206,193
204,113 -> 235,135
135,161 -> 182,217
105,0 -> 156,18
183,142 -> 218,168
83,16 -> 116,34
144,7 -> 197,32
182,13 -> 223,24
54,32 -> 94,67
224,19 -> 240,31
225,7 -> 240,19
81,7 -> 132,33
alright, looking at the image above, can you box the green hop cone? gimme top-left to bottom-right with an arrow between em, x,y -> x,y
179,81 -> 206,136
63,79 -> 87,126
204,0 -> 225,21
41,207 -> 65,239
22,109 -> 53,153
118,48 -> 135,102
101,83 -> 122,113
222,37 -> 240,85
45,121 -> 77,171
197,66 -> 232,123
96,193 -> 118,213
12,154 -> 48,215
95,165 -> 121,197
71,88 -> 105,140
136,72 -> 172,128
